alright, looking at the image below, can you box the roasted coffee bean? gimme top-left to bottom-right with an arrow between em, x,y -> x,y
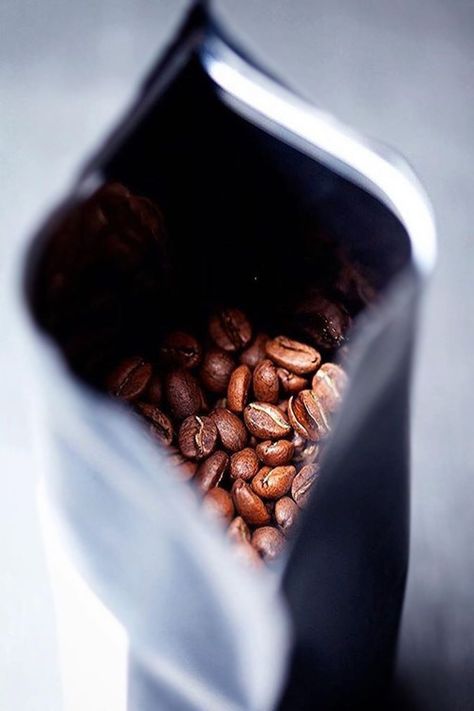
200,348 -> 235,394
227,515 -> 251,544
229,448 -> 259,481
166,448 -> 197,480
202,488 -> 234,525
160,331 -> 202,369
288,390 -> 330,441
275,497 -> 299,536
252,359 -> 279,403
266,336 -> 321,375
210,408 -> 248,452
278,399 -> 289,414
165,369 -> 204,420
145,374 -> 162,404
195,450 -> 229,493
251,527 -> 285,562
292,433 -> 320,464
251,465 -> 296,499
227,364 -> 252,412
107,356 -> 152,400
243,402 -> 292,439
135,402 -> 173,446
292,464 -> 320,508
178,415 -> 218,460
256,439 -> 294,467
277,368 -> 308,394
232,479 -> 271,526
209,308 -> 252,352
312,362 -> 347,413
239,333 -> 268,368
294,293 -> 351,349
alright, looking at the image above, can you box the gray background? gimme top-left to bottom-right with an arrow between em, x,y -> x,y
1,1 -> 473,709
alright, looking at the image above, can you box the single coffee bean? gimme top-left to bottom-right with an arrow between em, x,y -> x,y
292,433 -> 320,464
165,369 -> 204,420
178,415 -> 218,460
294,292 -> 351,349
229,448 -> 259,481
253,359 -> 279,403
210,408 -> 248,452
275,497 -> 299,536
166,448 -> 197,480
195,450 -> 229,493
243,402 -> 292,439
311,362 -> 347,413
256,439 -> 294,467
251,526 -> 285,562
160,331 -> 202,369
200,348 -> 235,394
292,464 -> 320,508
251,465 -> 296,499
288,390 -> 330,441
107,356 -> 152,400
277,368 -> 308,394
135,402 -> 173,446
145,373 -> 162,404
209,307 -> 252,352
202,488 -> 234,525
232,479 -> 271,526
239,333 -> 269,368
265,336 -> 321,375
227,364 -> 252,412
227,515 -> 251,544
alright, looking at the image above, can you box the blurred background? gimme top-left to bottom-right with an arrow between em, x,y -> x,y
1,1 -> 473,709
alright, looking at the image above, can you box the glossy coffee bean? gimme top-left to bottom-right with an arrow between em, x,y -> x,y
195,450 -> 229,493
292,464 -> 320,508
251,526 -> 285,561
251,465 -> 296,499
292,433 -> 320,464
210,408 -> 248,453
200,348 -> 235,394
231,479 -> 271,526
209,308 -> 252,352
229,448 -> 259,481
160,331 -> 202,369
202,488 -> 234,525
227,515 -> 251,544
227,364 -> 251,412
252,359 -> 279,403
288,390 -> 330,441
239,333 -> 268,368
107,356 -> 152,400
275,497 -> 299,536
311,362 -> 347,413
145,373 -> 162,404
135,402 -> 173,446
294,293 -> 351,349
178,415 -> 218,460
243,402 -> 292,439
165,369 -> 204,420
265,336 -> 321,375
256,439 -> 294,467
277,368 -> 308,394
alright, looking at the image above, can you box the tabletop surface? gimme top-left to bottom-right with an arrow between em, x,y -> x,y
1,2 -> 473,709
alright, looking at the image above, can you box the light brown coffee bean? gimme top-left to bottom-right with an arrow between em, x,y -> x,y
243,402 -> 292,439
265,336 -> 321,375
160,331 -> 202,369
239,333 -> 269,368
288,390 -> 330,441
178,415 -> 218,460
292,464 -> 320,508
136,402 -> 173,446
311,362 -> 347,413
195,450 -> 229,493
253,359 -> 279,403
229,448 -> 259,481
227,364 -> 252,412
251,526 -> 285,561
277,368 -> 308,394
210,408 -> 248,452
256,439 -> 294,466
209,308 -> 252,352
202,488 -> 234,525
200,348 -> 235,394
251,465 -> 296,499
107,356 -> 152,400
275,497 -> 299,536
227,516 -> 251,544
292,433 -> 320,464
145,374 -> 162,404
232,479 -> 271,525
165,369 -> 204,420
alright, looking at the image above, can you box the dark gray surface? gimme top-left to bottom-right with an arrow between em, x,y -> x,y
1,1 -> 473,709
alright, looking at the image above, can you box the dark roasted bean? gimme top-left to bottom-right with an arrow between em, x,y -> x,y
160,331 -> 202,369
239,333 -> 268,368
107,356 -> 152,400
165,369 -> 204,420
243,402 -> 292,439
178,415 -> 218,460
266,336 -> 321,375
209,308 -> 252,352
227,364 -> 252,412
209,408 -> 248,452
200,348 -> 235,394
229,448 -> 259,481
253,359 -> 279,403
194,450 -> 229,493
135,402 -> 173,446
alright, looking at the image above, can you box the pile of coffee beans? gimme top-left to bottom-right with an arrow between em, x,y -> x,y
106,308 -> 347,566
